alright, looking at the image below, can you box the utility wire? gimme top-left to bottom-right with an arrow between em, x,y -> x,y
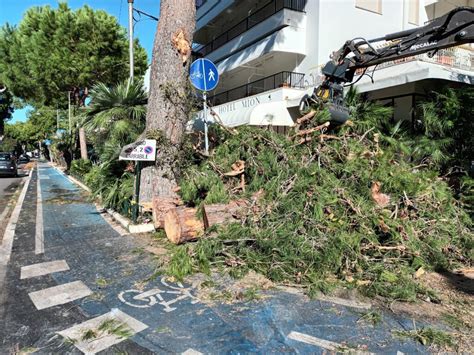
133,8 -> 159,22
119,0 -> 123,23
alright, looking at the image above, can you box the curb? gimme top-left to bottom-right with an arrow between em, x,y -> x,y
48,162 -> 154,235
68,174 -> 91,193
1,167 -> 33,265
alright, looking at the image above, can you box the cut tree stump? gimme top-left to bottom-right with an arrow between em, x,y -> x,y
202,199 -> 252,230
202,204 -> 239,229
164,207 -> 204,244
153,197 -> 182,228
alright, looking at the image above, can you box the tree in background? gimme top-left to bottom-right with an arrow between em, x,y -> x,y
140,0 -> 196,202
0,84 -> 14,137
0,3 -> 148,109
4,107 -> 57,151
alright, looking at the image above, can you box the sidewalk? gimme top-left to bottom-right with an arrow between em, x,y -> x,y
0,163 -> 429,354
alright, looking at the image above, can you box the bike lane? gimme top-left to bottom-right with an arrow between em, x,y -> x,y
2,163 -> 429,354
22,163 -> 257,353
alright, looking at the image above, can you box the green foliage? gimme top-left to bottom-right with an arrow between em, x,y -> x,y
167,246 -> 194,280
393,327 -> 454,348
0,84 -> 14,136
4,105 -> 58,152
70,159 -> 92,178
179,166 -> 229,207
0,3 -> 148,108
357,310 -> 382,326
83,162 -> 134,213
82,79 -> 147,162
66,79 -> 148,216
407,87 -> 472,171
166,90 -> 472,302
0,136 -> 17,152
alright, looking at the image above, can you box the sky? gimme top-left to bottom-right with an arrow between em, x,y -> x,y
0,0 -> 160,122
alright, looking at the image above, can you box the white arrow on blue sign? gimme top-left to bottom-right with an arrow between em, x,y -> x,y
189,58 -> 219,92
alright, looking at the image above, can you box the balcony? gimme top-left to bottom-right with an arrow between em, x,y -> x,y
356,46 -> 473,74
196,0 -> 306,57
354,46 -> 474,93
210,71 -> 305,106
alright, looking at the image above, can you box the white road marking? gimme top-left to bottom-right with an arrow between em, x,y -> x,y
317,295 -> 372,310
35,169 -> 44,254
28,280 -> 92,310
20,260 -> 69,279
57,308 -> 148,354
0,169 -> 32,265
288,331 -> 374,354
39,175 -> 50,179
182,349 -> 203,355
288,331 -> 341,351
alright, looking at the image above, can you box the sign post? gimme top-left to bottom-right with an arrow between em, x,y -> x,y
189,58 -> 219,155
119,139 -> 157,223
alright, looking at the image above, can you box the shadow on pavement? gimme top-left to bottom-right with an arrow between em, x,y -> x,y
439,270 -> 474,296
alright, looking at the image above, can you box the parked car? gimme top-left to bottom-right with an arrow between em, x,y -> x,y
18,154 -> 30,165
0,152 -> 18,177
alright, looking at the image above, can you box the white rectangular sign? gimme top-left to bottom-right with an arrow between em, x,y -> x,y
119,139 -> 156,161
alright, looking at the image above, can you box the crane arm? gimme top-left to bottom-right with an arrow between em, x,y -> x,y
301,7 -> 474,122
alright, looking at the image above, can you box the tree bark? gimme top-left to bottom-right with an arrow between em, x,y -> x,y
152,196 -> 182,228
164,207 -> 204,244
79,127 -> 88,160
202,203 -> 246,229
140,0 -> 195,203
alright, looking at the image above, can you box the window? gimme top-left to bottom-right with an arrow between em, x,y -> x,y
355,0 -> 382,14
408,0 -> 419,25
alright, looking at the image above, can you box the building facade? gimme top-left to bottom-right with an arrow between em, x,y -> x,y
193,0 -> 473,128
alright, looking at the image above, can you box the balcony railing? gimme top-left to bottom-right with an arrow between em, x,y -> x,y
355,46 -> 473,75
209,71 -> 305,106
196,0 -> 306,57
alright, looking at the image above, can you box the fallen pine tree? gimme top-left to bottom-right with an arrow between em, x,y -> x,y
163,88 -> 473,302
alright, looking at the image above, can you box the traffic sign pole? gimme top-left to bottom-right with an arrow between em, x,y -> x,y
189,58 -> 219,155
203,92 -> 209,155
132,161 -> 141,223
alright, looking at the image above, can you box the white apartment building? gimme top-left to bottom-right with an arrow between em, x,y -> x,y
193,0 -> 473,130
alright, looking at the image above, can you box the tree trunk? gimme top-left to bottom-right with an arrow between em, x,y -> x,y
152,196 -> 182,228
79,127 -> 88,160
202,203 -> 246,229
140,0 -> 195,203
164,207 -> 204,244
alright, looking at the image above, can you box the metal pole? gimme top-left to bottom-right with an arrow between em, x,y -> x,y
128,0 -> 134,81
56,109 -> 59,130
203,92 -> 209,155
133,161 -> 141,223
68,91 -> 72,134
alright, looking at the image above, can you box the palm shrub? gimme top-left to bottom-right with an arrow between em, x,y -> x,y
82,79 -> 147,161
70,158 -> 92,178
80,79 -> 147,214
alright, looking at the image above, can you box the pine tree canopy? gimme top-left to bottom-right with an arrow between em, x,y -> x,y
0,3 -> 148,108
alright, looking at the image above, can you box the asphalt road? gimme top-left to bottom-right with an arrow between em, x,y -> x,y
0,176 -> 21,209
0,169 -> 28,227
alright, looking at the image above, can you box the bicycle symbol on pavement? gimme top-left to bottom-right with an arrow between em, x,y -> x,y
118,277 -> 199,312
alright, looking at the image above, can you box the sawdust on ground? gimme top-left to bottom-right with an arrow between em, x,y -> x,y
386,271 -> 473,352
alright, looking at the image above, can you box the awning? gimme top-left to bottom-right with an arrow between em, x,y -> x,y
190,87 -> 307,130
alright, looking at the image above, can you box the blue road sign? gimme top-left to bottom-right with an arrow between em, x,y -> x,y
189,58 -> 219,92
